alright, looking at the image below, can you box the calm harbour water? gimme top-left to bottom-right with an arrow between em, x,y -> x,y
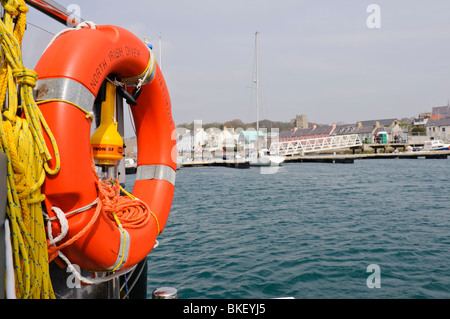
125,158 -> 450,299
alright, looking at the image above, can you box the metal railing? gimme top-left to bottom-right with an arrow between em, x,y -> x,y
270,134 -> 363,156
25,0 -> 83,26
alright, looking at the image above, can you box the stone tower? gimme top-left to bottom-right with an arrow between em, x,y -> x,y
294,114 -> 308,129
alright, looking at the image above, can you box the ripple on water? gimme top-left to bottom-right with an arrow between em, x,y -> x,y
137,159 -> 450,298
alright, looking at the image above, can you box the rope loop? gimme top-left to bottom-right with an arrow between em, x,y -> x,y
97,176 -> 152,230
17,1 -> 28,13
43,21 -> 97,53
0,0 -> 60,298
2,109 -> 17,122
44,162 -> 160,270
1,0 -> 19,16
13,67 -> 38,87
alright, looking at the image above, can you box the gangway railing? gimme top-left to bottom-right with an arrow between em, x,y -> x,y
270,134 -> 362,156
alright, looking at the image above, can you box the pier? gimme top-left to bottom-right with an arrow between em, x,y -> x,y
351,143 -> 409,154
180,150 -> 450,167
181,159 -> 250,168
284,150 -> 450,164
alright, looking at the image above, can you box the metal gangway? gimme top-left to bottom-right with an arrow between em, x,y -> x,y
270,134 -> 362,156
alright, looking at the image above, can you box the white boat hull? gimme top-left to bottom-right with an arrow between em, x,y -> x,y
423,140 -> 450,151
249,155 -> 285,166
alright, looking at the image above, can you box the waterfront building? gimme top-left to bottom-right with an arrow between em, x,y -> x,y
279,124 -> 336,143
176,128 -> 208,153
413,112 -> 431,126
238,129 -> 266,152
335,122 -> 374,142
221,127 -> 239,149
204,127 -> 223,151
204,127 -> 239,154
425,118 -> 450,142
335,118 -> 400,143
429,114 -> 444,120
374,122 -> 406,143
177,130 -> 194,154
431,105 -> 450,118
359,118 -> 398,128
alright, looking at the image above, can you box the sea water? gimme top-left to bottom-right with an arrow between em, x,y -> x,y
125,158 -> 450,299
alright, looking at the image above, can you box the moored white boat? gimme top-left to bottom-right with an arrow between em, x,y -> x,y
248,32 -> 285,167
249,149 -> 285,166
423,140 -> 450,151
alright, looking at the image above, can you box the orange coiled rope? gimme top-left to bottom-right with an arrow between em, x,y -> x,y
47,161 -> 157,264
99,178 -> 151,229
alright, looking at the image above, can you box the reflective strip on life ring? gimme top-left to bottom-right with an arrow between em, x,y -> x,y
136,165 -> 176,186
35,24 -> 176,271
34,77 -> 96,115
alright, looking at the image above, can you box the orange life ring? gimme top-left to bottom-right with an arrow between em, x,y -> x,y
34,24 -> 176,271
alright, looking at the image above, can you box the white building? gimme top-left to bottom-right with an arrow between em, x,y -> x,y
425,118 -> 450,142
177,126 -> 241,160
177,130 -> 193,154
220,127 -> 239,149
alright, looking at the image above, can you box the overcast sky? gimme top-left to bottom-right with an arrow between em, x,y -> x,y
22,0 -> 450,135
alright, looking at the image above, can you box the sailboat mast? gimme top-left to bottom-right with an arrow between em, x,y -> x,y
254,31 -> 259,133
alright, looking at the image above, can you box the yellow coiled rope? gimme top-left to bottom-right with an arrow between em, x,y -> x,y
0,0 -> 60,298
